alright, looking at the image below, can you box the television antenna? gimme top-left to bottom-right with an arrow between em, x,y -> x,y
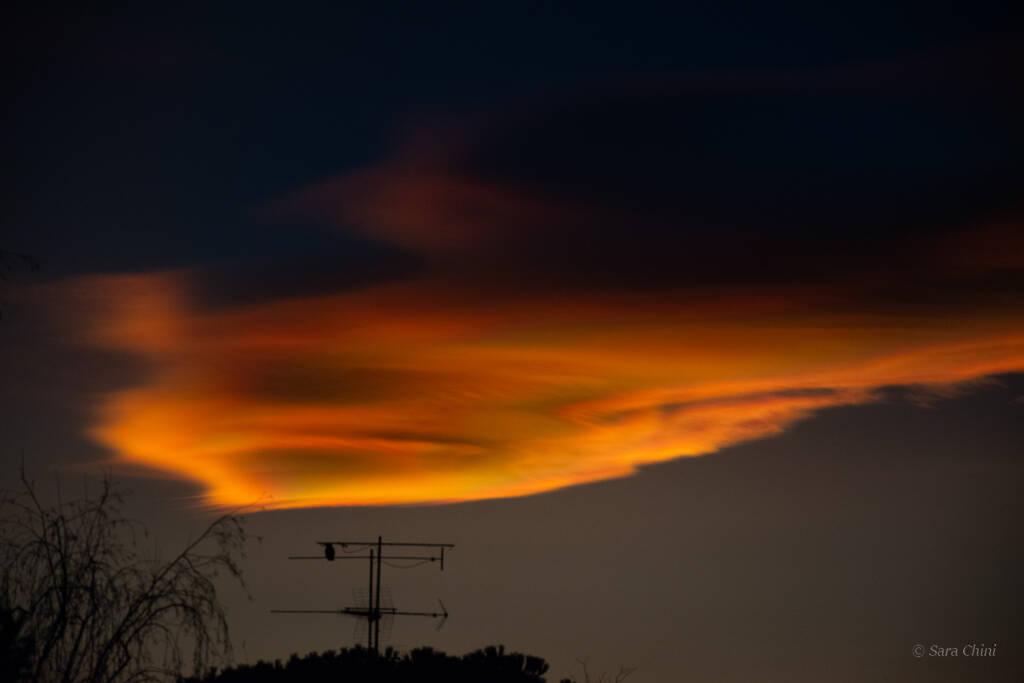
271,536 -> 454,653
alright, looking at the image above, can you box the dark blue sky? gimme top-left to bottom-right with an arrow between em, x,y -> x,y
5,2 -> 1022,274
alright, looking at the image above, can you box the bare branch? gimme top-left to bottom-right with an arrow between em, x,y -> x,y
1,472 -> 248,683
566,657 -> 636,683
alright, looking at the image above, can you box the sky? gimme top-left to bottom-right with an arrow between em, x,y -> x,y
2,3 -> 1024,681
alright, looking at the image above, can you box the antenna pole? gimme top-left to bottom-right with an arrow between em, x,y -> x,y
367,549 -> 374,650
374,535 -> 383,653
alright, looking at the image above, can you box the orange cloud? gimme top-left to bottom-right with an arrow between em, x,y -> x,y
74,65 -> 1024,507
74,269 -> 1024,508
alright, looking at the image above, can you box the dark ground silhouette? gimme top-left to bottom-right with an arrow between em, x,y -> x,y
178,644 -> 566,683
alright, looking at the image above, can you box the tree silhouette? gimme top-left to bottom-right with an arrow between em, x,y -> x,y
0,470 -> 248,682
180,644 -> 552,683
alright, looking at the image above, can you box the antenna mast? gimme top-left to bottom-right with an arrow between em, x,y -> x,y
272,535 -> 454,654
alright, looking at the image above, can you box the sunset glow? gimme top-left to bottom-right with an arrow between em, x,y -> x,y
78,267 -> 1024,507
60,72 -> 1024,508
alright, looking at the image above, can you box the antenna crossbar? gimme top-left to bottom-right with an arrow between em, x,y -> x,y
287,555 -> 442,561
272,535 -> 454,654
319,541 -> 455,548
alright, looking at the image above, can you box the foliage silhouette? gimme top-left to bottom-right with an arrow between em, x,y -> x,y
179,644 -> 552,683
0,470 -> 248,682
